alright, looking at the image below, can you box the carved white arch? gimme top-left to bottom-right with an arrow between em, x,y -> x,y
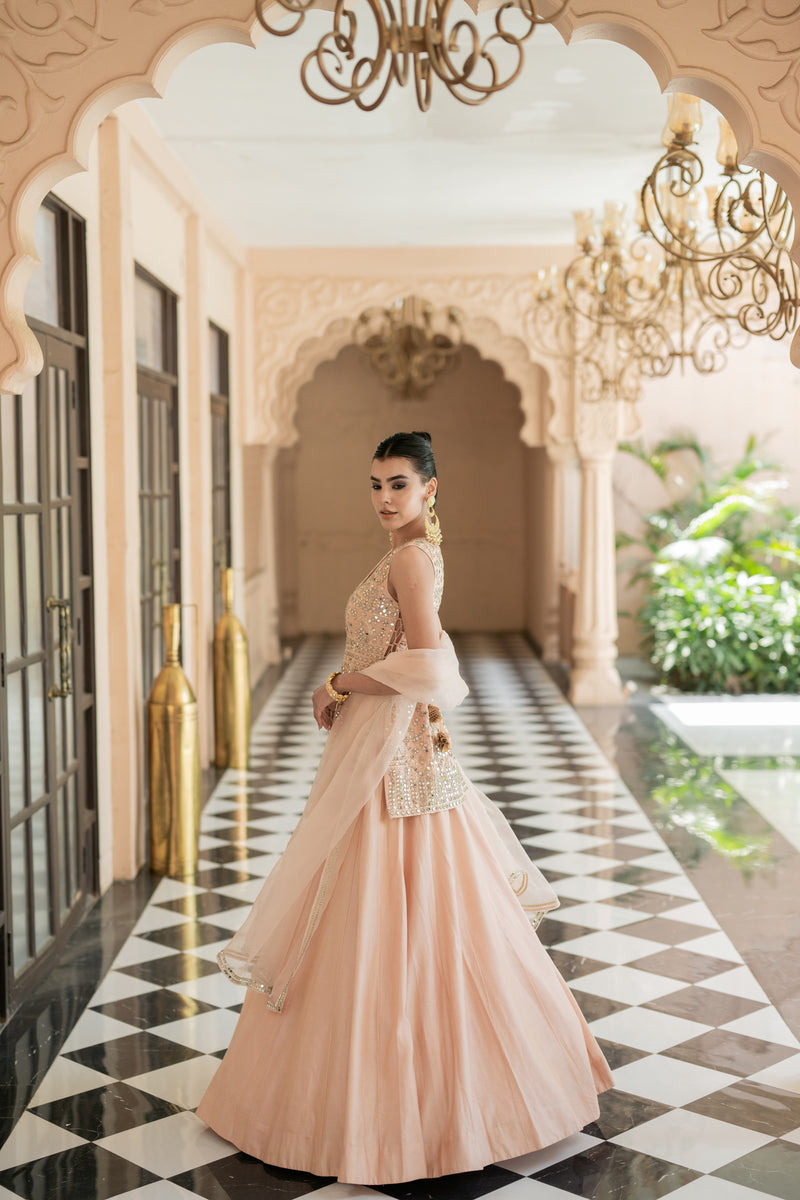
558,5 -> 800,207
0,3 -> 263,392
250,272 -> 571,445
266,308 -> 554,449
2,0 -> 800,391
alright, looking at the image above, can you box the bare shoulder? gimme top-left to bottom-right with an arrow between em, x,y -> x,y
388,542 -> 436,596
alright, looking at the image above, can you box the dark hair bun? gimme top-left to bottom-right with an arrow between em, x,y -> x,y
374,431 -> 437,485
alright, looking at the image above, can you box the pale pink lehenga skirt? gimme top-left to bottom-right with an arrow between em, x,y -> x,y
196,780 -> 613,1185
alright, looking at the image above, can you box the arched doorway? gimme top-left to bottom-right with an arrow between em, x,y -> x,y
275,341 -> 550,642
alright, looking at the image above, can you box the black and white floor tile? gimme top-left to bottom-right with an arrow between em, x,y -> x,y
2,634 -> 800,1199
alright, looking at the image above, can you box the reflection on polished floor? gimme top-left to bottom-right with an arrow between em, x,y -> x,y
2,634 -> 800,1199
655,696 -> 800,853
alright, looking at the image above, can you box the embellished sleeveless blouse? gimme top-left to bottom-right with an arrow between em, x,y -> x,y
342,538 -> 467,819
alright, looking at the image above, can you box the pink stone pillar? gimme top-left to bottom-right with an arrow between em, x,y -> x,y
541,445 -> 572,663
570,449 -> 625,705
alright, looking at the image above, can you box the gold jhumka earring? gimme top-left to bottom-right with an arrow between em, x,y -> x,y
425,495 -> 442,545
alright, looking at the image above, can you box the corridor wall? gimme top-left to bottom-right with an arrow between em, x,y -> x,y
41,103 -> 249,885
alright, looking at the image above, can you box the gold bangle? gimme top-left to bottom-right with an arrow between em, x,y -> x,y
325,671 -> 351,703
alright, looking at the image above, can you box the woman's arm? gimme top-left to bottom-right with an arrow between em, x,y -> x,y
312,673 -> 389,730
387,544 -> 442,650
328,546 -> 440,698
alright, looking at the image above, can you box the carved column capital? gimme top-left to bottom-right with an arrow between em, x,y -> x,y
576,398 -> 623,461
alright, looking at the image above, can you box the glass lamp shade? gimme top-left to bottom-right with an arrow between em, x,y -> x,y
602,200 -> 627,244
574,208 -> 598,250
662,93 -> 703,148
535,265 -> 560,300
716,117 -> 739,175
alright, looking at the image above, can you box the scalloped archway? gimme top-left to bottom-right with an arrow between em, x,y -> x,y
275,331 -> 550,638
2,0 -> 800,394
263,307 -> 555,450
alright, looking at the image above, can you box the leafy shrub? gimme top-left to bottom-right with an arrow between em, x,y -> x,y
642,568 -> 800,692
619,435 -> 800,693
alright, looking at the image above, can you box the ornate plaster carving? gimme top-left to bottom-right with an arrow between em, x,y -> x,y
574,389 -> 643,459
575,398 -> 621,459
704,2 -> 800,135
253,275 -> 552,448
0,0 -> 258,392
0,5 -> 113,172
559,3 -> 800,233
2,0 -> 800,389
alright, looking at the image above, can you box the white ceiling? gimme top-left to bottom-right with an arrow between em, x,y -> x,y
137,13 -> 726,247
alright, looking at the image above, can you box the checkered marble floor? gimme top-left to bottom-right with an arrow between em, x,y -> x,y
2,633 -> 800,1200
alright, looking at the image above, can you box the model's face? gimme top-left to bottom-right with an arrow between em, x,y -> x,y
370,456 -> 435,537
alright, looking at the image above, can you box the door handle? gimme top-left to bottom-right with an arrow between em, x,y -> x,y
46,597 -> 73,700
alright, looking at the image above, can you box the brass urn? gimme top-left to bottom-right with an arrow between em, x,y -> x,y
213,568 -> 251,769
147,604 -> 201,876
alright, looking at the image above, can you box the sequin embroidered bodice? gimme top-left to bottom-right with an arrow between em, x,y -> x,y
342,538 -> 444,673
341,538 -> 465,819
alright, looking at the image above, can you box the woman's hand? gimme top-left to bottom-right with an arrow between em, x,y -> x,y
312,684 -> 338,731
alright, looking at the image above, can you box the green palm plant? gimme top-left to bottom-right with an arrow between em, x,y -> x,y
618,434 -> 800,692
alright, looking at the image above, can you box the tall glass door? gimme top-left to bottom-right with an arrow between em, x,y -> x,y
209,322 -> 231,627
135,268 -> 180,700
0,330 -> 96,1018
0,197 -> 96,1019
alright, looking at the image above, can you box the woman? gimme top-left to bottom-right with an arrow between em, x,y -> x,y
197,430 -> 613,1184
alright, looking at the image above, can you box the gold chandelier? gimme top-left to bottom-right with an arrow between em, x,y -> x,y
560,196 -> 750,382
639,93 -> 798,351
527,245 -> 646,404
254,0 -> 572,111
527,94 -> 798,396
527,196 -> 748,401
355,296 -> 463,397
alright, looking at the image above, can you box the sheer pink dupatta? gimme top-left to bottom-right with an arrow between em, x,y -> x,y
217,633 -> 558,1011
360,633 -> 559,926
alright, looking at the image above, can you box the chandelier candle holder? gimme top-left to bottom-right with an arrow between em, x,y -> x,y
254,0 -> 572,111
528,94 -> 799,389
355,296 -> 463,397
562,198 -> 751,379
639,92 -> 799,348
527,219 -> 646,404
